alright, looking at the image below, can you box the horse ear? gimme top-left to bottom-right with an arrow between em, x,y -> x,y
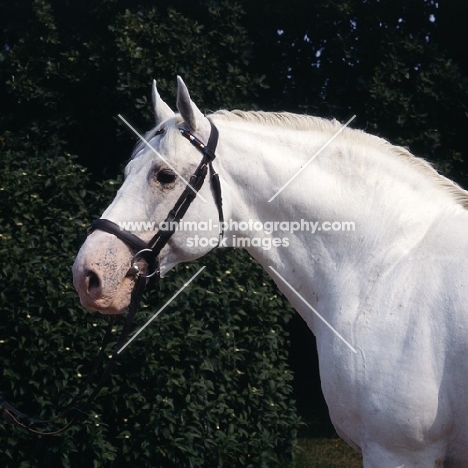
152,80 -> 174,125
176,76 -> 205,131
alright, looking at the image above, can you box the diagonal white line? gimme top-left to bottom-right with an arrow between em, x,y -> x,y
117,266 -> 206,354
118,114 -> 207,203
268,115 -> 356,202
268,266 -> 357,353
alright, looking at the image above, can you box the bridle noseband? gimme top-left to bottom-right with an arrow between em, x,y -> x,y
0,120 -> 223,435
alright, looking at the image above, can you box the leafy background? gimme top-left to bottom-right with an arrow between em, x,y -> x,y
0,0 -> 466,466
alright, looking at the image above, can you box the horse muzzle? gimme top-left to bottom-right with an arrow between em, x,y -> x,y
72,230 -> 139,314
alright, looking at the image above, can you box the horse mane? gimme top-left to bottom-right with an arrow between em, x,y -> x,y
210,110 -> 468,210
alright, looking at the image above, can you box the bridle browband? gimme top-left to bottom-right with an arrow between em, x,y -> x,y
0,121 -> 223,435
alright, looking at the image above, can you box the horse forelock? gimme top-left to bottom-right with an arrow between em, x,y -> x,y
130,116 -> 184,160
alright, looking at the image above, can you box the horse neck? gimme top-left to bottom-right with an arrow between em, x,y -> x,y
212,115 -> 464,275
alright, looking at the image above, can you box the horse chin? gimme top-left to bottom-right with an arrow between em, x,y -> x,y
158,256 -> 178,277
97,306 -> 128,315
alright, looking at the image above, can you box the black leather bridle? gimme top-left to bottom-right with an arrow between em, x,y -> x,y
0,121 -> 223,435
90,120 -> 224,282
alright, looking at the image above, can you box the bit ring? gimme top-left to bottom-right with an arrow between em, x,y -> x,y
127,248 -> 159,279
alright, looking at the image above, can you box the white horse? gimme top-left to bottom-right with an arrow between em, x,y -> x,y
73,77 -> 468,467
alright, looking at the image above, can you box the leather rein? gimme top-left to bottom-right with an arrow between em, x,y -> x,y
0,121 -> 223,435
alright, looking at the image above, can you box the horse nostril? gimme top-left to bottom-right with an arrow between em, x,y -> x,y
86,270 -> 101,294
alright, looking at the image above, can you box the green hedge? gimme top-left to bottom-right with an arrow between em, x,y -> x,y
0,139 -> 299,466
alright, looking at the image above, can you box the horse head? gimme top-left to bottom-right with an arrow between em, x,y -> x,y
73,77 -> 224,314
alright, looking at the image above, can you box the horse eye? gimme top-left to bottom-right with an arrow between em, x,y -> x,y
156,169 -> 176,184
